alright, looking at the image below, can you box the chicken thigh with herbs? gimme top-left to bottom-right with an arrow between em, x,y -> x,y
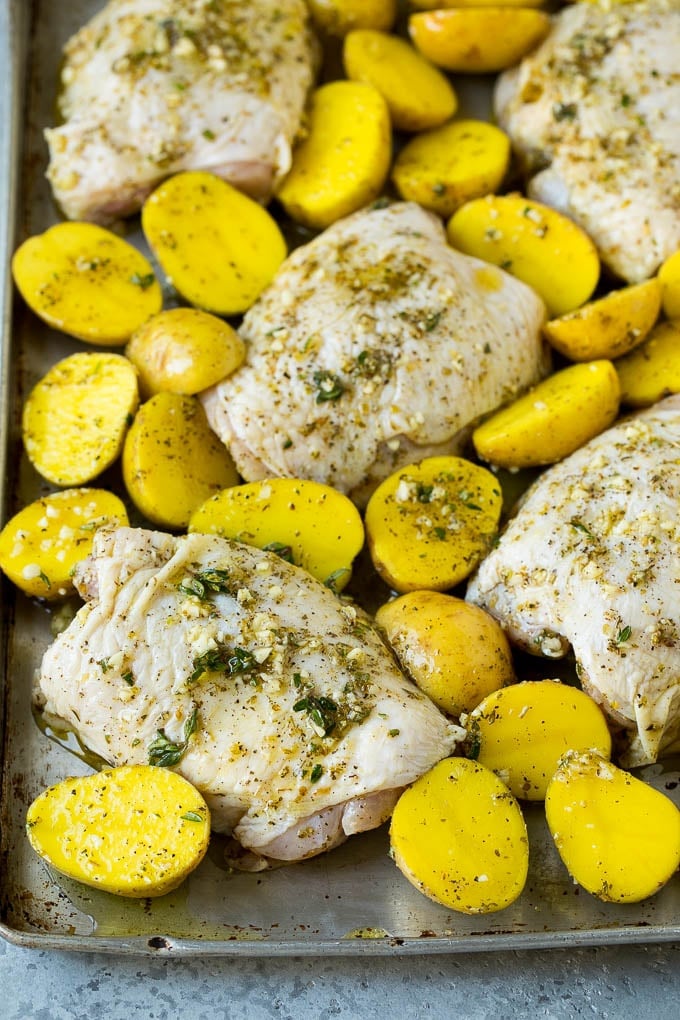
202,201 -> 548,505
495,0 -> 680,282
36,527 -> 462,866
46,0 -> 317,223
467,396 -> 680,767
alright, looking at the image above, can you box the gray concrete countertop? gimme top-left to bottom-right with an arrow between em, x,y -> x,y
2,940 -> 680,1018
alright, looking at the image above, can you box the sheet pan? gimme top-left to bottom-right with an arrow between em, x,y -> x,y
1,0 -> 680,956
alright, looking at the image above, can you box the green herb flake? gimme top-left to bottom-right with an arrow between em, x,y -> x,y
313,370 -> 345,403
324,567 -> 350,593
424,311 -> 442,332
621,93 -> 632,107
122,670 -> 135,686
552,102 -> 578,122
181,811 -> 204,823
416,483 -> 434,504
39,570 -> 52,589
282,438 -> 293,449
227,647 -> 256,676
202,128 -> 216,140
388,729 -> 400,738
433,527 -> 446,540
294,695 -> 338,736
570,519 -> 594,538
148,730 -> 185,768
263,541 -> 295,564
130,272 -> 155,290
310,764 -> 324,783
616,625 -> 632,645
98,658 -> 111,673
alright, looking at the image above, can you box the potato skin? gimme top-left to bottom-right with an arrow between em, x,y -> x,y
307,0 -> 397,36
390,757 -> 529,914
409,8 -> 550,74
375,592 -> 514,717
26,766 -> 211,898
659,248 -> 680,319
546,751 -> 680,903
126,308 -> 245,397
616,320 -> 680,406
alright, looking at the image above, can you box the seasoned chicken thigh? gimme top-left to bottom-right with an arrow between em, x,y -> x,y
46,0 -> 317,223
36,527 -> 462,864
202,202 -> 548,505
467,396 -> 680,767
495,0 -> 680,282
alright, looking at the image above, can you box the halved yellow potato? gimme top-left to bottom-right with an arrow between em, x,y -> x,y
545,750 -> 680,903
472,360 -> 620,468
123,393 -> 239,529
375,591 -> 515,717
126,308 -> 245,397
658,248 -> 680,320
142,171 -> 286,316
365,456 -> 503,593
390,757 -> 529,914
616,320 -> 680,406
467,680 -> 612,801
392,119 -> 510,218
409,8 -> 550,74
12,222 -> 161,344
0,489 -> 128,599
26,766 -> 210,898
276,81 -> 392,230
307,0 -> 397,35
448,194 -> 600,316
189,477 -> 364,591
343,30 -> 457,132
410,0 -> 545,7
543,279 -> 661,362
22,352 -> 139,486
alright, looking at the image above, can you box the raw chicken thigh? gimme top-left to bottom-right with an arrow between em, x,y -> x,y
495,0 -> 680,282
202,202 -> 548,505
36,527 -> 462,864
467,396 -> 680,767
46,0 -> 317,222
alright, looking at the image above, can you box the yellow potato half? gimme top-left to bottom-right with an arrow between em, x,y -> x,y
189,478 -> 364,592
22,352 -> 139,486
375,591 -> 515,717
126,308 -> 245,397
142,172 -> 286,316
546,750 -> 680,903
0,489 -> 128,599
409,8 -> 550,74
543,279 -> 661,362
616,320 -> 680,407
365,456 -> 502,593
391,757 -> 529,914
392,119 -> 510,219
343,30 -> 457,132
123,393 -> 239,529
276,81 -> 392,230
472,360 -> 620,469
447,194 -> 600,316
658,249 -> 680,320
307,0 -> 397,36
410,0 -> 545,8
26,766 -> 210,898
12,222 -> 161,344
468,680 -> 612,801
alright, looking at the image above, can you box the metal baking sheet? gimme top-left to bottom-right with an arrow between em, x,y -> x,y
2,0 -> 680,957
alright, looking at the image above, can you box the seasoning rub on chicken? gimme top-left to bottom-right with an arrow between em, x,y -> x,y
202,201 -> 548,505
495,0 -> 680,283
36,527 -> 463,866
46,0 -> 317,223
467,396 -> 680,768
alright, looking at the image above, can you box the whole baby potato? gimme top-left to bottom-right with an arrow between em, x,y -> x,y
126,308 -> 245,397
375,591 -> 515,717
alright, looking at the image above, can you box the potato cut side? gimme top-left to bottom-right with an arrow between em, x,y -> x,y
365,456 -> 502,593
410,0 -> 545,8
307,0 -> 397,36
447,194 -> 600,316
11,222 -> 161,345
189,477 -> 364,592
472,360 -> 620,469
0,488 -> 128,599
390,757 -> 529,914
343,30 -> 457,132
616,320 -> 680,407
126,308 -> 245,397
22,352 -> 139,486
123,393 -> 239,529
26,766 -> 210,898
142,171 -> 286,316
409,9 -> 550,74
468,680 -> 612,801
543,279 -> 661,362
393,119 -> 510,218
276,81 -> 392,230
658,248 -> 680,320
376,592 -> 514,717
545,751 -> 680,903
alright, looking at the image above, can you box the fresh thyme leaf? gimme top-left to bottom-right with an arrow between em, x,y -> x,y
263,541 -> 295,563
416,483 -> 434,503
98,658 -> 111,673
313,370 -> 345,403
433,527 -> 446,540
293,695 -> 338,735
324,567 -> 350,593
190,648 -> 227,684
148,730 -> 184,767
181,811 -> 203,822
552,102 -> 578,122
122,671 -> 134,686
202,128 -> 216,140
130,272 -> 155,290
388,729 -> 400,737
179,570 -> 231,601
570,519 -> 594,538
184,706 -> 199,741
227,647 -> 256,675
178,577 -> 207,599
424,310 -> 442,332
616,625 -> 632,645
39,570 -> 52,589
310,764 -> 323,783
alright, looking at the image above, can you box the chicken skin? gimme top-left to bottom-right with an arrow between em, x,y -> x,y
46,0 -> 317,222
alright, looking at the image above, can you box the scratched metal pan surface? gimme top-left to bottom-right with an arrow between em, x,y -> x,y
1,0 -> 680,957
